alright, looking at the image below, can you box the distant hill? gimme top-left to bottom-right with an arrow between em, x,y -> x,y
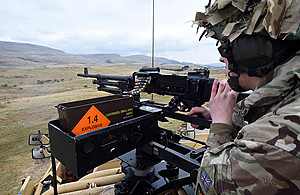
0,41 -> 65,54
204,63 -> 225,67
0,41 -> 215,68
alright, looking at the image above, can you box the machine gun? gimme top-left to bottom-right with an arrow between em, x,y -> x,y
77,67 -> 247,127
48,67 -> 248,194
78,67 -> 214,111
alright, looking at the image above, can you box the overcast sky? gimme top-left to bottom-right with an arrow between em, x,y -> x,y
0,0 -> 221,64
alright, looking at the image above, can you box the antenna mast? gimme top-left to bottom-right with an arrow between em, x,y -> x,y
151,0 -> 155,68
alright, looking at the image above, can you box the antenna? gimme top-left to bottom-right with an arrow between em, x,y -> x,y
151,0 -> 155,100
151,0 -> 155,68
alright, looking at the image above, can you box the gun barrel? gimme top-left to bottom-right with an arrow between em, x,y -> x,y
77,73 -> 132,81
94,80 -> 120,87
97,86 -> 122,94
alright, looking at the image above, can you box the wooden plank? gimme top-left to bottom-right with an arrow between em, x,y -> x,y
33,183 -> 43,195
19,176 -> 34,195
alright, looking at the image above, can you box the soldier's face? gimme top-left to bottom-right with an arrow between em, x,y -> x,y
219,57 -> 238,79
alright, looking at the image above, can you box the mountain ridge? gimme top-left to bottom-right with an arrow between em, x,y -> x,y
0,41 -> 222,68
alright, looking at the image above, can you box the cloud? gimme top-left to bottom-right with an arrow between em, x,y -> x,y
0,0 -> 220,64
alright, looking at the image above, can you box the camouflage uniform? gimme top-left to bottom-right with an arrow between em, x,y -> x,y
194,0 -> 300,194
196,52 -> 300,194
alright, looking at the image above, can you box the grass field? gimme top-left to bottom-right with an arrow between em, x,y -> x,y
0,65 -> 226,194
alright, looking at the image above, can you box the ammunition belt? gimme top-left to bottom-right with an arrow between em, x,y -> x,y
126,76 -> 150,96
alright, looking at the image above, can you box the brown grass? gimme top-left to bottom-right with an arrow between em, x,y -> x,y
0,66 -> 136,194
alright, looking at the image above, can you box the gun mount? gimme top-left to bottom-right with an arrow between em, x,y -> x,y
48,67 -> 249,195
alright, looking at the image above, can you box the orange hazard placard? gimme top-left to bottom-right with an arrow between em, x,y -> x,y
72,105 -> 111,136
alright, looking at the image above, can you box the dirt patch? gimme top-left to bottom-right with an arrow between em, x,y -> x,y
7,156 -> 21,161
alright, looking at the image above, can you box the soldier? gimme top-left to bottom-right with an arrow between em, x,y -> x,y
191,0 -> 300,194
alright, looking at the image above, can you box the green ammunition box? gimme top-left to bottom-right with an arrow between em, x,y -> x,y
56,94 -> 133,135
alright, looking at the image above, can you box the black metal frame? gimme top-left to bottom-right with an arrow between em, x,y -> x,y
49,105 -> 207,194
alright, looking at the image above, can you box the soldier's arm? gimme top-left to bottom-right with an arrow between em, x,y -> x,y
197,116 -> 300,194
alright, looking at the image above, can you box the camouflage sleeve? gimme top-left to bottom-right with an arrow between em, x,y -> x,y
196,120 -> 300,194
206,123 -> 237,148
196,122 -> 238,194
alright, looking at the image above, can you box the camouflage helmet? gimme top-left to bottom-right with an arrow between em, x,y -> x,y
194,0 -> 300,42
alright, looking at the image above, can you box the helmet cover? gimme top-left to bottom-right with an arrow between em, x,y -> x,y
194,0 -> 300,42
